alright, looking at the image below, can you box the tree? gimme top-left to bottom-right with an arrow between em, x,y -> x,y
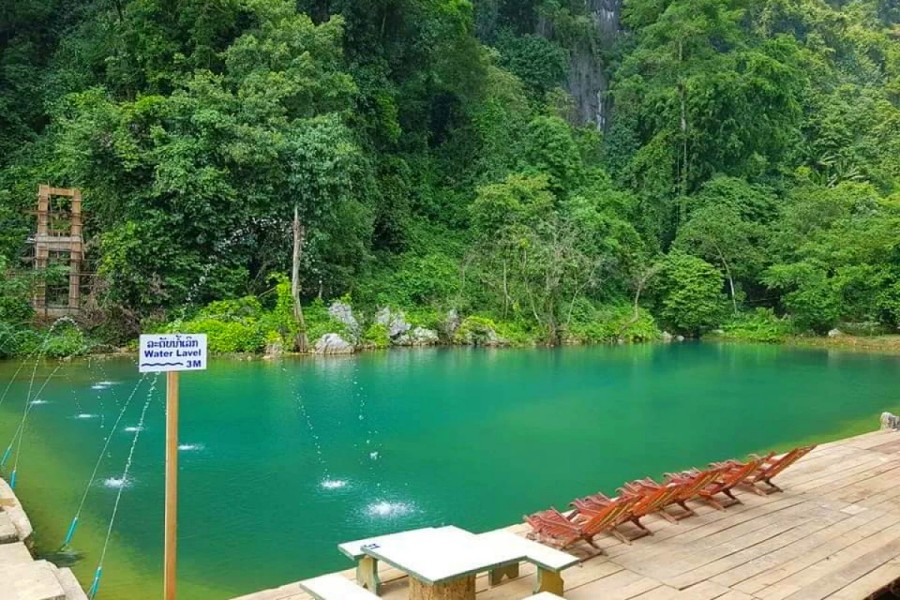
48,4 -> 367,336
283,116 -> 370,350
469,170 -> 642,343
660,252 -> 725,335
674,205 -> 761,313
764,263 -> 841,333
764,183 -> 900,332
613,0 -> 804,244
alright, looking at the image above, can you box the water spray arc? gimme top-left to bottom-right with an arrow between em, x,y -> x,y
1,317 -> 85,487
1,364 -> 62,488
88,373 -> 159,599
61,374 -> 148,548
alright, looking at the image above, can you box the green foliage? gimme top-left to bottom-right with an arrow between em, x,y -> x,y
764,263 -> 841,334
2,0 -> 900,355
764,183 -> 900,333
362,323 -> 391,348
8,319 -> 94,359
404,306 -> 445,333
302,298 -> 350,344
494,32 -> 568,98
566,302 -> 661,344
166,296 -> 267,353
660,253 -> 726,335
42,321 -> 91,358
454,315 -> 505,345
719,308 -> 792,343
357,250 -> 460,308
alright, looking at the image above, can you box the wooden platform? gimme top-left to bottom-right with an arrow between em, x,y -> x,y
233,429 -> 900,600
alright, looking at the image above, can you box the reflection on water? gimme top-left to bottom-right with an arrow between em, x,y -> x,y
103,477 -> 130,489
320,479 -> 348,490
365,500 -> 415,518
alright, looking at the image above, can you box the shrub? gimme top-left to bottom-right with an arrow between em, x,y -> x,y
166,295 -> 267,353
566,303 -> 660,344
720,308 -> 792,343
362,323 -> 390,348
303,298 -> 350,344
661,253 -> 726,335
44,323 -> 92,358
764,264 -> 841,334
493,319 -> 539,345
454,316 -> 503,345
404,306 -> 444,332
167,317 -> 264,353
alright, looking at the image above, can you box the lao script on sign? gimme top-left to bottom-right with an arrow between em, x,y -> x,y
138,334 -> 208,373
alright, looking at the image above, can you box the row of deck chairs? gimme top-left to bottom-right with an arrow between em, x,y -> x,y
524,445 -> 816,553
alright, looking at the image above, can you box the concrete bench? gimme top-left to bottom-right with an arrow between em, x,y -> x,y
479,530 -> 579,596
337,527 -> 436,593
298,574 -> 378,600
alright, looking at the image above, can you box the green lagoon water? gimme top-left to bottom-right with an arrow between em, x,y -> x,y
0,343 -> 898,599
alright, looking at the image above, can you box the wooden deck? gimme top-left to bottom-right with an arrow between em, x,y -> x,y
234,429 -> 900,600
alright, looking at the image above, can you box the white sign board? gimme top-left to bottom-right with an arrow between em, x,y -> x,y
138,334 -> 208,373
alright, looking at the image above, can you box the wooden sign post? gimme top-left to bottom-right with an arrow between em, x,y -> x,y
138,333 -> 208,600
164,371 -> 179,600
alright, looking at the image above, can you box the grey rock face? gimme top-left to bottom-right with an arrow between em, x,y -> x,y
313,333 -> 354,355
396,327 -> 440,346
375,307 -> 412,339
328,302 -> 360,340
444,309 -> 461,338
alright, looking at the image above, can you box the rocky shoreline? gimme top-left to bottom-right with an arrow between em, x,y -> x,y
0,476 -> 87,600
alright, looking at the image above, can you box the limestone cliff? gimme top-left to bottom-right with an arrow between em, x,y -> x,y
566,0 -> 623,130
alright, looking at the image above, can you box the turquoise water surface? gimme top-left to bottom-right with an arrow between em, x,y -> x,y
0,343 -> 897,599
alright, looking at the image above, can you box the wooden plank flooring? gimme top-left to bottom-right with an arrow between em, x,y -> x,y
233,429 -> 900,600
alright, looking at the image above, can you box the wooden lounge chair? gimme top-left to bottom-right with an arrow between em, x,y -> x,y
524,496 -> 639,553
725,445 -> 817,495
570,482 -> 684,540
627,467 -> 726,521
668,455 -> 768,510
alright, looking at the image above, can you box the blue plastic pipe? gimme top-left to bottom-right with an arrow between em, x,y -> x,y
88,567 -> 102,599
63,517 -> 79,546
9,469 -> 16,490
0,445 -> 11,468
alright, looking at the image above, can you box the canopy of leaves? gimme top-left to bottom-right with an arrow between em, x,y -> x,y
1,0 -> 899,348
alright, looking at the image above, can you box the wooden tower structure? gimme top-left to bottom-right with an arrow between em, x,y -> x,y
33,185 -> 84,317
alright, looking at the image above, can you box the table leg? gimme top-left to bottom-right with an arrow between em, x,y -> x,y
357,556 -> 381,594
489,563 -> 520,586
535,568 -> 564,595
409,575 -> 475,600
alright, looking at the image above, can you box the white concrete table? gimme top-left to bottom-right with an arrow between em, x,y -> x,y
361,526 -> 526,600
338,527 -> 437,593
479,530 -> 578,595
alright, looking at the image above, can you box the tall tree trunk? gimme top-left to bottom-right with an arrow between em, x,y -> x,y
502,260 -> 510,319
619,262 -> 663,336
722,260 -> 738,314
113,0 -> 124,21
292,205 -> 309,353
678,40 -> 688,199
713,244 -> 738,314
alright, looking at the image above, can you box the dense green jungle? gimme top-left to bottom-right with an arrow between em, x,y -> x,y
2,0 -> 900,356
